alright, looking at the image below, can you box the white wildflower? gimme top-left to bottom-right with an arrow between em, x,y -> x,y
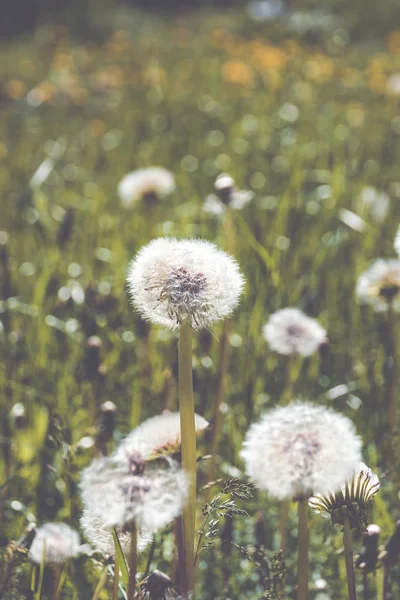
80,453 -> 189,531
116,412 -> 209,460
263,308 -> 327,356
127,238 -> 245,329
80,506 -> 152,557
356,259 -> 400,311
203,173 -> 254,216
241,401 -> 362,500
29,523 -> 81,565
118,167 -> 175,209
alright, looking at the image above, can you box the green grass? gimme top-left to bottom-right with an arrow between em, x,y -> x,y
1,4 -> 400,598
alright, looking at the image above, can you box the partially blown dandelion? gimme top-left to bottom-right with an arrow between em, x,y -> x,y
241,401 -> 361,500
80,506 -> 153,557
118,167 -> 175,209
203,173 -> 254,216
116,412 -> 209,460
356,259 -> 400,311
28,523 -> 82,565
127,237 -> 244,329
80,452 -> 188,532
263,308 -> 327,357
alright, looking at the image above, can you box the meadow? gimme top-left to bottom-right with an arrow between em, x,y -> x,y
1,2 -> 400,598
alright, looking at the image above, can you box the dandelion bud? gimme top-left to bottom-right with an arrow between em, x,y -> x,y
356,259 -> 400,311
116,412 -> 209,460
241,402 -> 361,500
309,463 -> 380,532
28,523 -> 81,565
140,569 -> 175,599
382,520 -> 400,566
56,207 -> 74,248
356,524 -> 380,571
263,308 -> 327,356
118,167 -> 175,209
127,238 -> 244,329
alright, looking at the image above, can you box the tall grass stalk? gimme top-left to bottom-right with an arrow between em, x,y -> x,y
179,318 -> 196,598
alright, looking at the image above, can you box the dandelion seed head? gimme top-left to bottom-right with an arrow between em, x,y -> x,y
80,453 -> 189,531
80,506 -> 152,557
116,412 -> 209,460
118,167 -> 175,209
263,308 -> 327,356
356,259 -> 400,311
241,402 -> 361,500
28,523 -> 81,565
127,238 -> 245,329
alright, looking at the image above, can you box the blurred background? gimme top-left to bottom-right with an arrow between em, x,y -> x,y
1,0 -> 400,598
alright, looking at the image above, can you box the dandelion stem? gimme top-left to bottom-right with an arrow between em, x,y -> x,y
279,500 -> 290,554
383,565 -> 390,600
179,318 -> 196,598
209,317 -> 231,489
297,497 -> 309,600
343,518 -> 357,600
127,523 -> 137,600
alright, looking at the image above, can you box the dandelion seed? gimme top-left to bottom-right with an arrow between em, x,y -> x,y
28,523 -> 82,565
118,167 -> 175,209
127,238 -> 244,329
356,259 -> 400,311
203,173 -> 254,216
80,452 -> 189,531
309,463 -> 380,530
263,308 -> 327,356
116,412 -> 209,460
241,402 -> 361,500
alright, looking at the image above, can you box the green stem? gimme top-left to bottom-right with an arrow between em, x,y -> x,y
383,565 -> 390,600
127,523 -> 137,600
279,500 -> 290,554
179,319 -> 196,598
297,498 -> 309,600
112,554 -> 119,600
343,518 -> 357,600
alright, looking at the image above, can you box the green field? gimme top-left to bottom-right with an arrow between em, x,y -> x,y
1,3 -> 400,598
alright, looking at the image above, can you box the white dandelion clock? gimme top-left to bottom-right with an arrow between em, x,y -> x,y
118,167 -> 175,209
203,173 -> 254,216
263,308 -> 327,356
116,412 -> 209,460
80,452 -> 189,532
241,402 -> 362,500
356,259 -> 400,311
80,506 -> 153,557
127,238 -> 245,329
28,523 -> 82,565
